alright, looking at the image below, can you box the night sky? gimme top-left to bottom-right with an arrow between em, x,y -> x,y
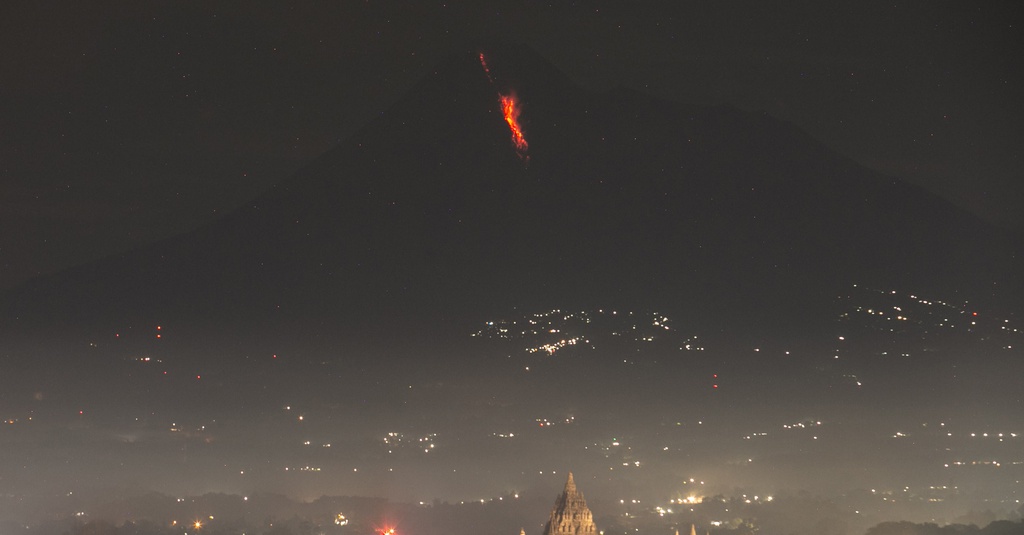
2,3 -> 1024,534
3,2 -> 1022,290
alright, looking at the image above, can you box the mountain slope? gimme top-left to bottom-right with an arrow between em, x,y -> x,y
2,44 -> 1019,346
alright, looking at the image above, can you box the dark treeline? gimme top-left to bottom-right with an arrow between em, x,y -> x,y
866,520 -> 1024,535
5,488 -> 1022,535
18,517 -> 1024,535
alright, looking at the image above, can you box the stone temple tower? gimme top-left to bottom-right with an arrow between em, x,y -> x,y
542,472 -> 598,535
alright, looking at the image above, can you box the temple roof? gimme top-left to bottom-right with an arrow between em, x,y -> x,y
543,472 -> 596,535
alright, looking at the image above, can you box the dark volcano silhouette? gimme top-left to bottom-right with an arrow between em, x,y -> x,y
2,44 -> 1020,348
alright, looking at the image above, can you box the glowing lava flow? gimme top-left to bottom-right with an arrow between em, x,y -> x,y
479,53 -> 494,83
500,92 -> 529,161
479,52 -> 529,163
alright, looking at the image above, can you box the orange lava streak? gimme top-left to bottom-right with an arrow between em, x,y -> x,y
478,53 -> 493,83
500,93 -> 529,161
479,51 -> 529,162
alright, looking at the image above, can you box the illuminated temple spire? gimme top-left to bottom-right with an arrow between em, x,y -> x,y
542,472 -> 597,535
